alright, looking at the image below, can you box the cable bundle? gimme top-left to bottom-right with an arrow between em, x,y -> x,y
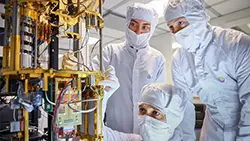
52,80 -> 72,141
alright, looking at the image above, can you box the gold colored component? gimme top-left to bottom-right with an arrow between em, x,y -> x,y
43,73 -> 49,91
1,69 -> 104,141
54,0 -> 104,29
20,3 -> 38,20
7,47 -> 11,68
10,35 -> 21,71
84,96 -> 89,136
56,31 -> 82,40
18,0 -> 57,3
5,75 -> 9,93
20,74 -> 25,80
50,23 -> 63,27
78,78 -> 81,91
2,0 -> 105,140
51,9 -> 79,27
81,135 -> 104,141
82,0 -> 105,12
85,11 -> 104,29
2,46 -> 8,68
80,82 -> 104,141
18,131 -> 23,138
23,110 -> 29,141
24,79 -> 29,141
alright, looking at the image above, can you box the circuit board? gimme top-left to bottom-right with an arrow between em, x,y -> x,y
55,78 -> 82,127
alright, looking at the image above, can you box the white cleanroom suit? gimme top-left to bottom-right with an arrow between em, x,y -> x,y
62,2 -> 166,138
91,3 -> 166,134
103,83 -> 192,141
138,83 -> 191,141
164,0 -> 250,140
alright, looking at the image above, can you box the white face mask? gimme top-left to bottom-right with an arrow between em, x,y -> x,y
138,115 -> 174,141
174,24 -> 200,52
126,28 -> 150,49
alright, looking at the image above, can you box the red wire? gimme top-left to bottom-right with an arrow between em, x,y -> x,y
53,81 -> 72,141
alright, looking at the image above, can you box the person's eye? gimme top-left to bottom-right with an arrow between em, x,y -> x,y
169,25 -> 174,30
178,21 -> 184,25
152,110 -> 160,116
152,110 -> 163,119
142,26 -> 150,30
169,25 -> 174,33
130,22 -> 136,27
139,107 -> 146,114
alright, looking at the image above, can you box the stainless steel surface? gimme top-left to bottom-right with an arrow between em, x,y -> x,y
3,0 -> 9,46
99,0 -> 103,72
12,1 -> 20,35
34,22 -> 38,67
21,53 -> 32,68
22,45 -> 32,51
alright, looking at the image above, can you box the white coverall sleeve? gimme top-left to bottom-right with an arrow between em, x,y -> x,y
90,46 -> 112,71
235,35 -> 250,140
103,126 -> 142,141
155,56 -> 166,82
171,54 -> 189,94
171,53 -> 196,141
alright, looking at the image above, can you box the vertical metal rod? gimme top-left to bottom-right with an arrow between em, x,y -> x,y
77,0 -> 81,70
3,0 -> 8,44
48,83 -> 53,141
98,0 -> 103,72
48,3 -> 59,141
97,0 -> 104,140
5,76 -> 9,92
85,37 -> 89,69
11,1 -> 21,71
21,18 -> 24,68
73,0 -> 80,70
49,4 -> 59,70
3,0 -> 9,68
73,24 -> 80,70
95,95 -> 102,136
84,96 -> 88,135
34,23 -> 38,67
24,79 -> 29,141
12,1 -> 20,36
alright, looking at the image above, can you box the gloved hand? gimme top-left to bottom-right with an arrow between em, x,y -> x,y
98,65 -> 120,121
99,65 -> 120,96
62,52 -> 78,70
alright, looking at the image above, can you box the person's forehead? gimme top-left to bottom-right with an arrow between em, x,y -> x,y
167,17 -> 187,25
131,19 -> 151,25
139,103 -> 158,110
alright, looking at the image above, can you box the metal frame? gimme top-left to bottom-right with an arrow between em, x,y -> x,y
1,0 -> 105,140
